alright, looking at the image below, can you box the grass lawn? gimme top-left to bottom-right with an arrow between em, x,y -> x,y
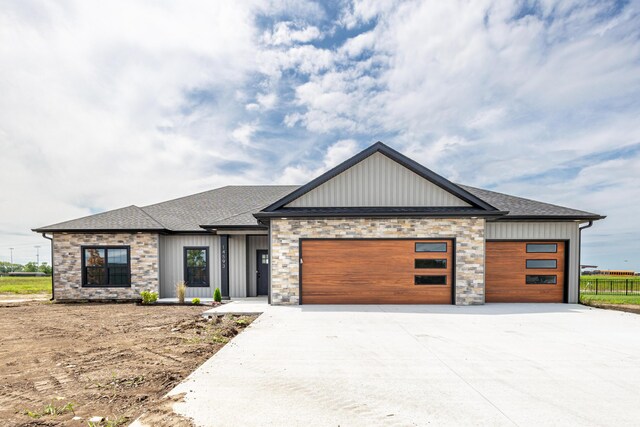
580,294 -> 640,305
0,276 -> 51,294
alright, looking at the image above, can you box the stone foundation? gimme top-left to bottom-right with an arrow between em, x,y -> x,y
53,232 -> 159,300
270,218 -> 485,305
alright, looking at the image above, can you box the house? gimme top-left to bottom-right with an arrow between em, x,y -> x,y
33,142 -> 604,304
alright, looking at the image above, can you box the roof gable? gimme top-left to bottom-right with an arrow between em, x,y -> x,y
263,142 -> 498,212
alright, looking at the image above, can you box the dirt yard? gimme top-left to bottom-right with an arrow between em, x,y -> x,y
0,301 -> 256,426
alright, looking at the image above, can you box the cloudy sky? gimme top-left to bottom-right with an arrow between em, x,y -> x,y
1,0 -> 639,270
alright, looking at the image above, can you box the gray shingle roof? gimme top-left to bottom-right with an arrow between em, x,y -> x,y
33,205 -> 165,231
33,183 -> 602,233
458,185 -> 601,218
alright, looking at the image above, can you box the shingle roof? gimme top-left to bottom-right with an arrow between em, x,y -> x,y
33,205 -> 165,231
33,183 -> 602,233
458,185 -> 602,219
141,185 -> 298,231
34,186 -> 298,232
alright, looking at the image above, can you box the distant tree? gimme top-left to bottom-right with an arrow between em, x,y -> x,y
23,262 -> 38,273
0,262 -> 23,273
38,262 -> 52,275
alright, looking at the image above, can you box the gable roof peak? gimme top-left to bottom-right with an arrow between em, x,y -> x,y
260,141 -> 500,213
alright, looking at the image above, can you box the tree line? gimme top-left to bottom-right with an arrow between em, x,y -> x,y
0,261 -> 52,275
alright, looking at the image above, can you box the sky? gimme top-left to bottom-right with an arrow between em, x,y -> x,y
1,0 -> 639,270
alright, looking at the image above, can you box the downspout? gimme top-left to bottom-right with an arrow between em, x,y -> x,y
41,233 -> 54,301
577,221 -> 594,302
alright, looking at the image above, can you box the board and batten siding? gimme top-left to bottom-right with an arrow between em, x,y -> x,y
486,221 -> 580,303
160,234 -> 252,299
159,234 -> 220,299
247,235 -> 269,296
285,152 -> 471,208
228,235 -> 247,298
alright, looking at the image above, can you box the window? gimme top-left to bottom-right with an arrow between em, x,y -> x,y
261,253 -> 269,264
526,259 -> 557,269
415,242 -> 447,252
526,275 -> 557,285
526,243 -> 557,253
184,247 -> 209,287
415,275 -> 447,285
82,246 -> 130,287
415,259 -> 447,269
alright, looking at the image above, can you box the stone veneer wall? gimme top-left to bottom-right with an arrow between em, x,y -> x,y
53,233 -> 159,300
270,218 -> 485,305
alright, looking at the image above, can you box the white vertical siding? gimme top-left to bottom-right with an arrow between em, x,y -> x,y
486,221 -> 581,303
285,152 -> 471,207
247,235 -> 269,296
159,234 -> 220,299
228,235 -> 247,298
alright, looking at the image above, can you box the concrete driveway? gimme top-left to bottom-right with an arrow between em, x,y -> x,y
166,304 -> 640,426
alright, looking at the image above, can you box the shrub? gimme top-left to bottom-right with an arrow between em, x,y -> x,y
192,298 -> 201,305
213,287 -> 222,302
140,290 -> 158,305
175,281 -> 187,304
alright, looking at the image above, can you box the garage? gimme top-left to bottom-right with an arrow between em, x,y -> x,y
486,241 -> 566,303
300,239 -> 454,304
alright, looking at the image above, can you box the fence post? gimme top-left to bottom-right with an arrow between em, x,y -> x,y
626,279 -> 629,296
596,279 -> 598,295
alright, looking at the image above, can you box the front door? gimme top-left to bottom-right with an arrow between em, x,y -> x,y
256,250 -> 269,296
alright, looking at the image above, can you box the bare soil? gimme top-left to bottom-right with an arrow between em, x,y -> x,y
581,301 -> 640,315
0,301 -> 256,426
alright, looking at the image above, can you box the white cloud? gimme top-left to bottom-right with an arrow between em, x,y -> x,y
263,21 -> 322,46
277,139 -> 359,184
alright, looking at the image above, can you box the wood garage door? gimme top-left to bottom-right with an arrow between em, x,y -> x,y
486,241 -> 566,303
300,239 -> 453,304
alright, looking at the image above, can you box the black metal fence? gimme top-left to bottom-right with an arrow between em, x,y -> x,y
580,278 -> 640,295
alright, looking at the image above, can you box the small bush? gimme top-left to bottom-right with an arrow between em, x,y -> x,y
192,298 -> 201,305
213,287 -> 222,302
140,290 -> 158,305
235,317 -> 251,326
176,281 -> 187,304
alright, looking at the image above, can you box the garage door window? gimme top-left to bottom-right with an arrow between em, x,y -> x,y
526,275 -> 557,284
526,243 -> 557,253
415,259 -> 447,269
526,259 -> 557,269
415,242 -> 447,252
415,275 -> 447,285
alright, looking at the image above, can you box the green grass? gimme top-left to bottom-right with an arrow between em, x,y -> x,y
580,294 -> 640,305
581,275 -> 638,280
0,276 -> 51,295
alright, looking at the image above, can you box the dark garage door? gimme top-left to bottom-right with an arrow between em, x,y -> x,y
300,239 -> 454,304
486,241 -> 566,303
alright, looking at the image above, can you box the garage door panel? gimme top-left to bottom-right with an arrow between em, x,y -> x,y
486,241 -> 565,303
301,239 -> 453,304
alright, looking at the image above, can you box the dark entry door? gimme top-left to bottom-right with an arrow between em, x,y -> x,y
256,250 -> 269,296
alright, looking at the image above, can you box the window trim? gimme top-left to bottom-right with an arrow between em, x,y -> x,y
183,246 -> 210,288
526,243 -> 557,253
415,242 -> 448,253
81,245 -> 131,288
415,259 -> 447,269
526,275 -> 557,285
415,275 -> 448,285
526,259 -> 557,269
